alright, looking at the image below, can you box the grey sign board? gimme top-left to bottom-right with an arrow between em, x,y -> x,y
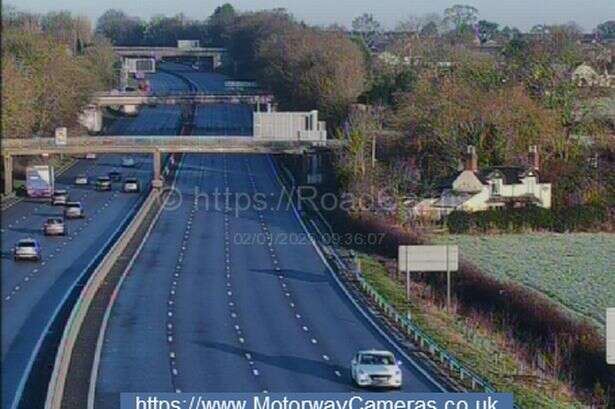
398,245 -> 459,273
54,127 -> 67,146
608,308 -> 615,365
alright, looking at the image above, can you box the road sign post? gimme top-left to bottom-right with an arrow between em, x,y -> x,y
405,248 -> 410,300
608,308 -> 615,365
447,245 -> 451,312
398,245 -> 459,311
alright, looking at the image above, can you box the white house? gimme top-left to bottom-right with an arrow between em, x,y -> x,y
421,146 -> 551,218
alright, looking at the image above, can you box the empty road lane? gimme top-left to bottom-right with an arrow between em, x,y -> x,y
95,154 -> 442,408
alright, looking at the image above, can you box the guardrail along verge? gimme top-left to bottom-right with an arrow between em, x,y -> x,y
271,156 -> 519,406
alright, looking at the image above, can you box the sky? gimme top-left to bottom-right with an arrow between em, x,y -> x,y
10,0 -> 615,32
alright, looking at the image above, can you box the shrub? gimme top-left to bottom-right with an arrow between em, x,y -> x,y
446,204 -> 610,234
447,210 -> 471,233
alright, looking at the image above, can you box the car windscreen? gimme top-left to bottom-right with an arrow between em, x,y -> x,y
360,354 -> 395,365
17,242 -> 36,247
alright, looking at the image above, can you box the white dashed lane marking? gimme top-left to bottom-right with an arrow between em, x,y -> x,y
243,157 -> 342,379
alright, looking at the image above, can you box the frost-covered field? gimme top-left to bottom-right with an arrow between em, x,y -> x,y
437,233 -> 615,326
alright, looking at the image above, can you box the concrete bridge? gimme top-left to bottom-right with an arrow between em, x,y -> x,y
92,91 -> 274,107
2,134 -> 335,195
81,91 -> 275,132
113,46 -> 226,67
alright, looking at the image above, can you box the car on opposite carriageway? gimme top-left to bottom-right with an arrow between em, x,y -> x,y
108,171 -> 122,182
64,202 -> 85,219
74,175 -> 88,185
51,189 -> 69,206
121,157 -> 135,167
96,176 -> 112,191
43,217 -> 67,236
123,178 -> 140,193
13,238 -> 42,261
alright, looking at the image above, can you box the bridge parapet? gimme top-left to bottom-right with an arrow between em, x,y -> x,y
3,135 -> 333,156
92,91 -> 274,107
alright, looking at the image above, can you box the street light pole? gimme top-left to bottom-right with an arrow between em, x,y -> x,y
446,244 -> 451,313
371,133 -> 376,168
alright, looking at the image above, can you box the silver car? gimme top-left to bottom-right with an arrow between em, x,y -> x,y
351,350 -> 402,388
123,178 -> 140,193
52,189 -> 69,206
74,175 -> 88,185
43,217 -> 67,236
14,238 -> 42,261
64,201 -> 85,219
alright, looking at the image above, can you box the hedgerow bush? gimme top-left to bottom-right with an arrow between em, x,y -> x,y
275,154 -> 615,402
446,204 -> 610,234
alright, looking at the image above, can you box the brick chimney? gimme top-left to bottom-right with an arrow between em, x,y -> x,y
464,145 -> 478,172
528,145 -> 539,171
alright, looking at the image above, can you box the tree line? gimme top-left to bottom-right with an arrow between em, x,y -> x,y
94,6 -> 366,122
336,8 -> 614,213
3,3 -> 613,213
2,6 -> 118,139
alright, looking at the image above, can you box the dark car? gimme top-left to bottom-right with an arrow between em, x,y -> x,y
96,176 -> 112,191
108,171 -> 122,182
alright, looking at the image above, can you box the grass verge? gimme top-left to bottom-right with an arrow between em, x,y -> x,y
358,254 -> 587,408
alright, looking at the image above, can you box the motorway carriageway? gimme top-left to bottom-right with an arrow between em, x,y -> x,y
93,65 -> 442,403
107,106 -> 183,135
1,155 -> 152,409
94,153 -> 442,406
1,65 -> 189,409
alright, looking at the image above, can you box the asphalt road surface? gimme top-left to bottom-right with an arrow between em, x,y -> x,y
107,106 -> 183,135
94,154 -> 442,407
1,65 -> 188,409
1,155 -> 152,409
193,104 -> 253,136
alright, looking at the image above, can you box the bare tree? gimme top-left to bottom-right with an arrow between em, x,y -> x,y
442,4 -> 479,32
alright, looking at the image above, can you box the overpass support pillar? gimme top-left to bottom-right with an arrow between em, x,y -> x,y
152,150 -> 162,188
3,155 -> 13,196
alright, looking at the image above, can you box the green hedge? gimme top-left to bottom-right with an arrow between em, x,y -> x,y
446,204 -> 610,234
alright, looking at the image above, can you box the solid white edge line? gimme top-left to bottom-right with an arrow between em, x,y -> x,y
265,154 -> 447,392
87,155 -> 184,409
